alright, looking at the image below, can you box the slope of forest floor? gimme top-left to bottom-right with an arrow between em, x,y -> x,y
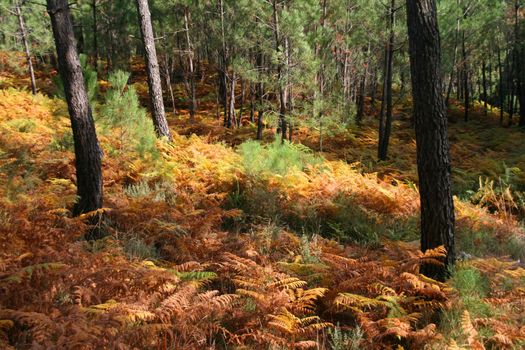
1,53 -> 525,349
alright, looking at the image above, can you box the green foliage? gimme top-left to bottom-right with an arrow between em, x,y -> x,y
123,236 -> 159,261
329,324 -> 363,350
99,70 -> 157,157
239,138 -> 321,176
53,54 -> 98,105
49,131 -> 74,151
124,181 -> 174,203
5,118 -> 36,132
299,235 -> 321,264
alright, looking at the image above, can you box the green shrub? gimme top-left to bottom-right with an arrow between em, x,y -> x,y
99,70 -> 157,157
5,118 -> 36,133
123,236 -> 159,261
49,132 -> 74,151
53,54 -> 98,105
238,138 -> 321,176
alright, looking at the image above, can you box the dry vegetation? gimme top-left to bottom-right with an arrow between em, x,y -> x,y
1,56 -> 525,349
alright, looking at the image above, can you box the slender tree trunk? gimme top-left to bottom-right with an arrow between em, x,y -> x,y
378,0 -> 395,161
446,1 -> 461,107
136,0 -> 172,140
238,78 -> 245,127
256,39 -> 265,140
183,7 -> 196,124
406,0 -> 455,281
507,49 -> 514,126
272,0 -> 286,142
91,0 -> 98,67
356,42 -> 370,124
15,1 -> 36,95
482,60 -> 488,115
164,52 -> 177,115
228,71 -> 236,128
46,0 -> 103,224
498,48 -> 504,125
250,82 -> 255,123
218,0 -> 229,127
461,28 -> 469,122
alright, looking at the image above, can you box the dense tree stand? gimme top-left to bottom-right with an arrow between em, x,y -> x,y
406,0 -> 455,281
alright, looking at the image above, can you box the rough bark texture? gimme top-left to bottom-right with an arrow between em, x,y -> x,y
136,0 -> 172,140
46,0 -> 103,219
16,2 -> 36,95
406,0 -> 455,281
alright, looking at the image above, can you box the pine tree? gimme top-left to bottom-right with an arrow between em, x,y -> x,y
406,0 -> 455,280
46,0 -> 103,223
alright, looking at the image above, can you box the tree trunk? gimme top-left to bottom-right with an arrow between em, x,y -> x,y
406,0 -> 455,281
507,49 -> 514,126
461,28 -> 469,122
250,82 -> 255,123
91,0 -> 98,67
272,0 -> 286,142
238,78 -> 245,127
218,0 -> 229,127
482,60 -> 488,115
183,7 -> 196,124
256,43 -> 265,140
498,48 -> 504,125
228,71 -> 236,128
356,42 -> 370,124
378,0 -> 395,161
15,1 -> 36,95
162,43 -> 177,115
445,1 -> 461,107
46,0 -> 103,224
135,0 -> 172,140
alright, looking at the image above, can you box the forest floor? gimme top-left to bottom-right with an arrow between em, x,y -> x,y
1,52 -> 525,349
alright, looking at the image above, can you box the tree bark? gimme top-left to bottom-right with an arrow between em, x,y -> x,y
272,0 -> 286,142
445,8 -> 461,107
183,7 -> 196,124
15,1 -> 37,95
406,0 -> 455,281
91,0 -> 98,66
378,0 -> 395,161
498,48 -> 504,125
136,0 -> 172,140
46,0 -> 103,223
482,60 -> 488,115
461,25 -> 469,122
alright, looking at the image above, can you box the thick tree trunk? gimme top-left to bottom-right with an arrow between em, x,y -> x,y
406,0 -> 455,281
15,2 -> 37,95
136,0 -> 172,140
46,0 -> 103,223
